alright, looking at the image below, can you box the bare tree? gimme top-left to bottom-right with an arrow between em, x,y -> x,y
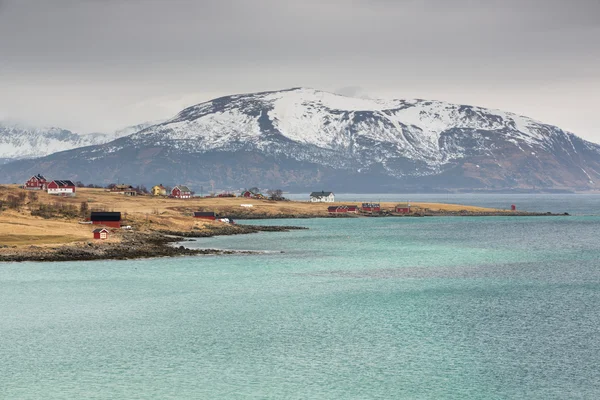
267,189 -> 285,201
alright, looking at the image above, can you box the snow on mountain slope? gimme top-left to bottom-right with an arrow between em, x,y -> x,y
0,120 -> 158,161
2,88 -> 600,191
120,88 -> 600,179
0,122 -> 111,160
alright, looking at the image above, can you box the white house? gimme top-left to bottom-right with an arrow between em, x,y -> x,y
310,191 -> 335,202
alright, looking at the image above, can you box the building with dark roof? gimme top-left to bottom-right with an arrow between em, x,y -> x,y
310,191 -> 335,203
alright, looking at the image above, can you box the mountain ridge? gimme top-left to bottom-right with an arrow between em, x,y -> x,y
1,88 -> 599,191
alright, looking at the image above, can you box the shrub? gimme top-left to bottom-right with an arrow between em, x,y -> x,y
27,191 -> 38,202
31,203 -> 79,219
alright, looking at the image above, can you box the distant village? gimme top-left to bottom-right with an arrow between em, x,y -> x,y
20,174 -> 415,241
23,174 -> 286,201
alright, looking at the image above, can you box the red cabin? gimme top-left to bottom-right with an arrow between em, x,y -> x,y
24,174 -> 48,190
395,203 -> 411,214
171,185 -> 192,199
361,203 -> 381,212
328,205 -> 359,214
93,228 -> 109,240
90,212 -> 122,228
194,211 -> 217,220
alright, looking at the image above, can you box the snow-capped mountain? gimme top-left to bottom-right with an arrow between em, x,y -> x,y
0,121 -> 158,164
1,88 -> 599,191
0,122 -> 109,163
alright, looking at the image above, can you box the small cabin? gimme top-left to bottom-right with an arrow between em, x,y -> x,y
172,185 -> 192,199
93,228 -> 109,240
395,203 -> 411,214
194,211 -> 217,220
310,191 -> 335,203
123,189 -> 138,196
90,211 -> 122,228
361,202 -> 381,212
328,205 -> 358,214
111,184 -> 134,193
24,174 -> 48,190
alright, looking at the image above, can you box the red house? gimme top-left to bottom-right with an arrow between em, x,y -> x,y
395,203 -> 411,214
328,205 -> 359,214
194,211 -> 217,220
171,185 -> 192,199
93,228 -> 109,240
361,203 -> 381,212
24,174 -> 48,190
90,212 -> 122,228
47,180 -> 76,196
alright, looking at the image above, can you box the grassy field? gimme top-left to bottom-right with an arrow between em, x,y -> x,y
0,185 -> 506,249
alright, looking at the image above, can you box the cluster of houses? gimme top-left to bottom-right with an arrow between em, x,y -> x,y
310,191 -> 412,215
24,175 -> 77,196
112,184 -> 193,199
327,202 -> 412,215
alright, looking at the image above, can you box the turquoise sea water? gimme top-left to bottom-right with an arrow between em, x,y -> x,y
2,214 -> 600,398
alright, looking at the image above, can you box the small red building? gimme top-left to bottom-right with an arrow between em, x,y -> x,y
24,174 -> 48,190
47,180 -> 76,196
194,211 -> 217,220
328,205 -> 359,214
171,185 -> 192,199
361,203 -> 381,212
395,203 -> 411,214
93,228 -> 109,240
90,212 -> 122,228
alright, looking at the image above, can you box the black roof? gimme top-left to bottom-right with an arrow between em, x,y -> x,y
32,174 -> 46,181
194,211 -> 217,217
52,179 -> 75,187
92,228 -> 109,233
90,212 -> 122,221
310,191 -> 333,197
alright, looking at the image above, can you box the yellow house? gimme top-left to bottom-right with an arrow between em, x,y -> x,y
152,184 -> 167,196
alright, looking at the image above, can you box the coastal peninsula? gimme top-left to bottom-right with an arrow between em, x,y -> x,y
0,185 -> 563,262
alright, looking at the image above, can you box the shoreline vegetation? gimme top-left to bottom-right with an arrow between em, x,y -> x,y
0,185 -> 568,262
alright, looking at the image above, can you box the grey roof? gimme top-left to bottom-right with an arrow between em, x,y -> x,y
92,228 -> 109,233
310,191 -> 333,197
174,185 -> 192,193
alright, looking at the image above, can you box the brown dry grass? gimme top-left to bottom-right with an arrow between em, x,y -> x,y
0,185 -> 505,248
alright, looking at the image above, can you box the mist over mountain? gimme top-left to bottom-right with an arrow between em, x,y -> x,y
1,88 -> 599,192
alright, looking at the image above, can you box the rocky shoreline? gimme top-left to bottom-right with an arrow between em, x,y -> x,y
0,224 -> 307,263
224,211 -> 569,219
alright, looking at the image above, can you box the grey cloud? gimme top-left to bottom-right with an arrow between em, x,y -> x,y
0,0 -> 598,140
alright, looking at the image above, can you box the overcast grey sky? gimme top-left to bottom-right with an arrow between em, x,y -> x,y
0,0 -> 598,140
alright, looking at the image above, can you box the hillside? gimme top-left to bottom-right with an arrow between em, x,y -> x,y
1,88 -> 599,192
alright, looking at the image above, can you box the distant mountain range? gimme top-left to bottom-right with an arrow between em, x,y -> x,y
0,121 -> 157,164
1,88 -> 599,192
